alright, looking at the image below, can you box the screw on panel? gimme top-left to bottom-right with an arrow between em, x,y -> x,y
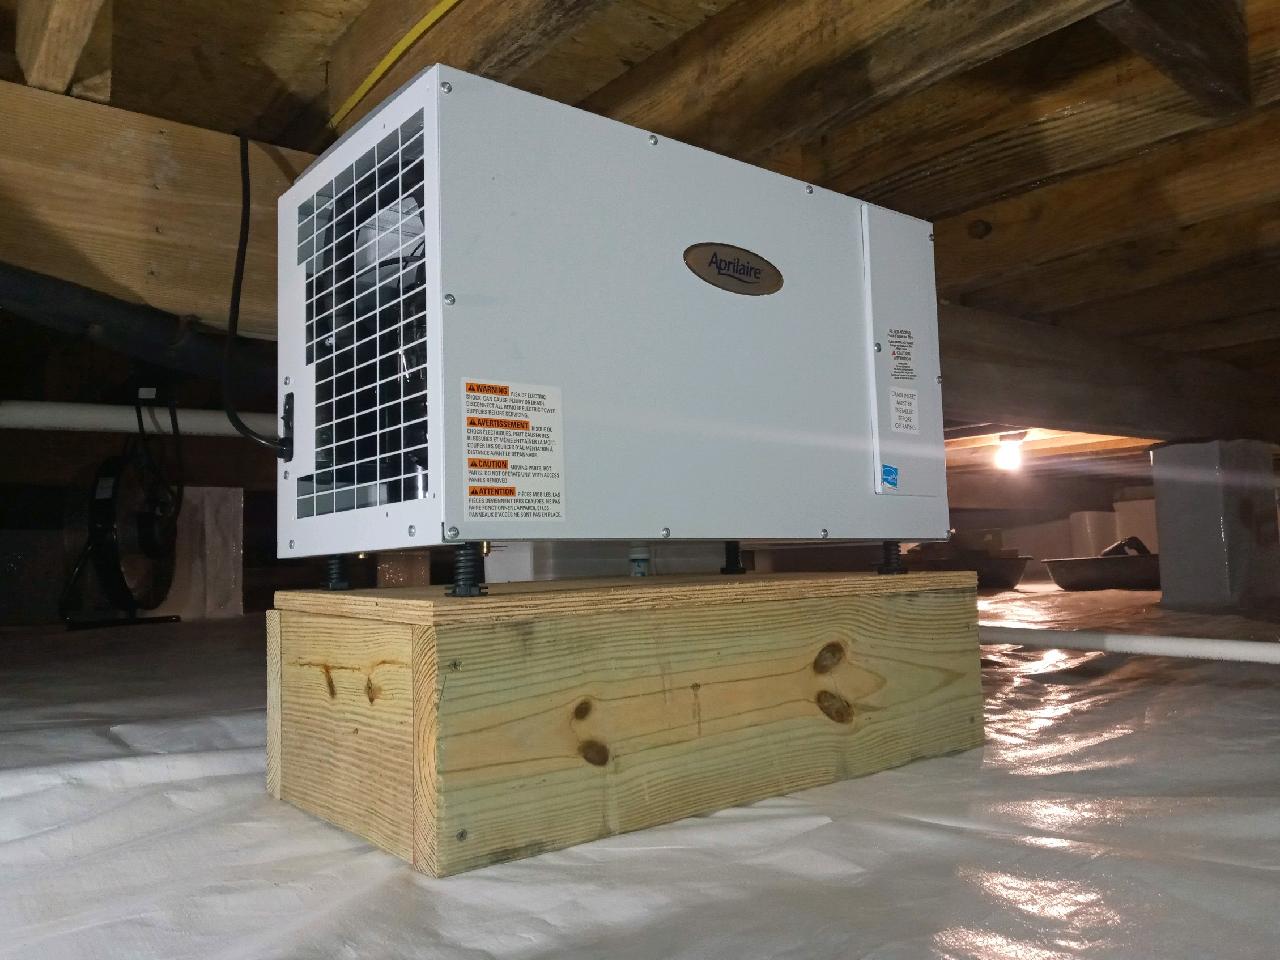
283,376 -> 291,386
288,540 -> 295,549
440,81 -> 453,93
874,342 -> 882,353
444,293 -> 456,305
408,525 -> 416,537
805,185 -> 814,194
660,527 -> 671,539
283,470 -> 289,479
456,829 -> 467,841
937,375 -> 943,384
820,529 -> 829,539
648,134 -> 659,145
446,526 -> 460,540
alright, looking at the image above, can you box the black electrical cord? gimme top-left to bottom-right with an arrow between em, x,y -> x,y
132,392 -> 185,518
223,133 -> 287,456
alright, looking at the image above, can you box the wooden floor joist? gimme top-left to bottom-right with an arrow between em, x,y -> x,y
1096,0 -> 1250,113
805,2 -> 1280,219
959,199 -> 1280,318
268,573 -> 984,876
939,303 -> 1280,442
935,105 -> 1280,295
1046,252 -> 1280,336
328,0 -> 610,133
0,79 -> 309,338
16,0 -> 108,94
582,0 -> 1121,162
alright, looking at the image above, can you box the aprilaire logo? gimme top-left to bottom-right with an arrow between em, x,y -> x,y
683,243 -> 783,296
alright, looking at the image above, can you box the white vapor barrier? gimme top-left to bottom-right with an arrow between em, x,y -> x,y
3,618 -> 1280,958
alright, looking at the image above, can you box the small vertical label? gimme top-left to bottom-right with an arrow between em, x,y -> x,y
890,389 -> 919,434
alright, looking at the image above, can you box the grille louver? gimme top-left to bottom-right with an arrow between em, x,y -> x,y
293,110 -> 429,520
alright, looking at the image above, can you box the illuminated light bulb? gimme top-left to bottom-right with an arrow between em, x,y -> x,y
994,436 -> 1024,471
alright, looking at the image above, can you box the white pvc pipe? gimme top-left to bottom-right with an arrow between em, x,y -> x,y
980,624 -> 1280,665
0,401 -> 276,439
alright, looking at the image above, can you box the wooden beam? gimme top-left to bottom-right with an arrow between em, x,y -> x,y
67,0 -> 110,103
934,106 -> 1280,295
1202,336 -> 1280,368
1096,0 -> 1249,113
939,303 -> 1280,442
581,0 -> 1120,163
805,2 -> 1280,219
1132,310 -> 1280,351
511,0 -> 739,107
0,79 -> 311,338
960,200 -> 1280,317
1046,253 -> 1280,336
273,573 -> 982,876
109,2 -> 368,148
328,0 -> 610,134
16,0 -> 106,94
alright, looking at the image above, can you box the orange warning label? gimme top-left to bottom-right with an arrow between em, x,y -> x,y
466,416 -> 529,431
468,485 -> 517,498
465,382 -> 510,396
463,378 -> 564,522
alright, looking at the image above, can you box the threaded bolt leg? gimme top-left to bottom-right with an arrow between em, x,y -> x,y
449,541 -> 487,597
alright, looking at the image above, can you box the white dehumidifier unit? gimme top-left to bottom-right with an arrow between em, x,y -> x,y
276,65 -> 947,589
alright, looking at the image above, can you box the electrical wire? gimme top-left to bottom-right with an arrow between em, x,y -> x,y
222,134 -> 287,456
328,0 -> 464,130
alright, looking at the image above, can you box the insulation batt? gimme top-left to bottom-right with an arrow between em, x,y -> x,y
1,618 -> 1279,958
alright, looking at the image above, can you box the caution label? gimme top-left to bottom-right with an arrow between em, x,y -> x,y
886,328 -> 917,382
463,379 -> 564,521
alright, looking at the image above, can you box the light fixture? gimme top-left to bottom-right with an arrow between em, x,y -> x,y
994,431 -> 1027,471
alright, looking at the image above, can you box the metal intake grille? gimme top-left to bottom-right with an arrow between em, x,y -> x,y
293,110 -> 428,520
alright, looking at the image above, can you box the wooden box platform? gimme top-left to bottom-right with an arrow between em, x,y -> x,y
266,572 -> 982,876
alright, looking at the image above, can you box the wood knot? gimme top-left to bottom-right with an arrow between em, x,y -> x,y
816,690 -> 854,724
967,218 -> 993,239
579,740 -> 610,766
812,642 -> 844,674
573,699 -> 592,720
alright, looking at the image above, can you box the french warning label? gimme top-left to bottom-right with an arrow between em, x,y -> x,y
463,379 -> 564,521
886,328 -> 917,382
890,388 -> 919,434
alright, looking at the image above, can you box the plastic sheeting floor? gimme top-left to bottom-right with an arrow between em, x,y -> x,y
3,615 -> 1280,960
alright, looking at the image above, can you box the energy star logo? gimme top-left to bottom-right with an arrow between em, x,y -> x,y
683,243 -> 784,296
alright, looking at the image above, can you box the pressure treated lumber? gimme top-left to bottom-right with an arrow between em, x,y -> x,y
938,304 -> 1280,442
807,1 -> 1280,219
581,0 -> 1119,163
266,610 -> 282,800
269,573 -> 983,876
0,79 -> 310,338
328,0 -> 609,133
16,0 -> 107,94
1096,0 -> 1250,113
